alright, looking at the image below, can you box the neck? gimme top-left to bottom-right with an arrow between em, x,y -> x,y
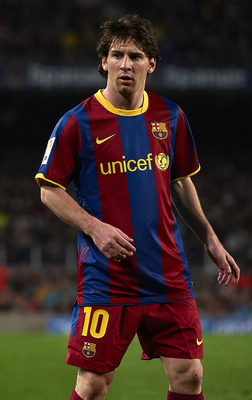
102,87 -> 144,110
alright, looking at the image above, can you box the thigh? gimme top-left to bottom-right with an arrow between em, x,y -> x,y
66,303 -> 142,373
138,300 -> 203,360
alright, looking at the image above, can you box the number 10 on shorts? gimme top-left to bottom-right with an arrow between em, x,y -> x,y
82,307 -> 109,339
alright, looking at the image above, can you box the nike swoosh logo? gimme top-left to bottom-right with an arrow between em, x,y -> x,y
96,134 -> 116,145
197,338 -> 203,346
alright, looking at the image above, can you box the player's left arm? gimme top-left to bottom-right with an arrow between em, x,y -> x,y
171,176 -> 240,286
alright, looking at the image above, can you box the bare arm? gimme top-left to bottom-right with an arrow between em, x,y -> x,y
171,177 -> 240,286
40,183 -> 136,262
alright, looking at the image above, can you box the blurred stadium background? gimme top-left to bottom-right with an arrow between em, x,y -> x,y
0,0 -> 252,335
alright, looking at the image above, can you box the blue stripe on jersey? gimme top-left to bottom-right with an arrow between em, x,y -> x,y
72,104 -> 102,219
161,96 -> 179,167
161,97 -> 194,297
172,214 -> 194,298
72,104 -> 111,304
118,114 -> 167,303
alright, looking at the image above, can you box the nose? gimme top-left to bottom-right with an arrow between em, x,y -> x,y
120,55 -> 131,70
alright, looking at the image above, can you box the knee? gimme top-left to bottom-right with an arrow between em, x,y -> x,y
75,369 -> 114,400
182,360 -> 203,389
166,359 -> 203,393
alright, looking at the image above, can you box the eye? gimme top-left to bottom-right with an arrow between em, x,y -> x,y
131,53 -> 143,61
112,52 -> 121,59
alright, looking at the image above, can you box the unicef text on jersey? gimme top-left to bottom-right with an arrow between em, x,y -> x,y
99,153 -> 170,175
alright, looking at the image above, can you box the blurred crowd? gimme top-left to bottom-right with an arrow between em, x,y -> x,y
0,0 -> 251,68
0,145 -> 251,316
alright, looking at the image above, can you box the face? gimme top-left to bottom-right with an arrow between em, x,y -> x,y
102,39 -> 156,99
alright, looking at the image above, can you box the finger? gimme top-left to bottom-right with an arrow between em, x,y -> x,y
104,239 -> 134,260
217,268 -> 231,285
217,271 -> 223,283
224,255 -> 240,285
107,239 -> 134,260
229,267 -> 240,285
118,229 -> 134,242
217,251 -> 239,284
224,273 -> 234,287
230,262 -> 240,284
106,252 -> 125,262
116,242 -> 135,257
218,265 -> 238,286
108,240 -> 135,258
110,253 -> 126,263
116,232 -> 136,255
233,272 -> 240,285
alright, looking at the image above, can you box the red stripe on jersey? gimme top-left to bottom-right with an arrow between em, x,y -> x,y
144,94 -> 191,299
171,107 -> 199,181
84,101 -> 140,304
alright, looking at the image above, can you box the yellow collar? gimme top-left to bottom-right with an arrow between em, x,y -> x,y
94,89 -> 148,116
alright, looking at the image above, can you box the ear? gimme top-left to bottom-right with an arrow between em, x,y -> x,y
147,58 -> 156,74
102,57 -> 108,71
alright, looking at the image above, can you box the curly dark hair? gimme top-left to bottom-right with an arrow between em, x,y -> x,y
97,14 -> 161,79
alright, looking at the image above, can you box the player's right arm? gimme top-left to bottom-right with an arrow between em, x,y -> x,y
40,183 -> 136,262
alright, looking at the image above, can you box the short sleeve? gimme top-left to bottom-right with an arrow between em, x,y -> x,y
35,113 -> 81,189
171,107 -> 200,182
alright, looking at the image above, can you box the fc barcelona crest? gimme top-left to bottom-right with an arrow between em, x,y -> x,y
151,122 -> 168,140
82,341 -> 97,358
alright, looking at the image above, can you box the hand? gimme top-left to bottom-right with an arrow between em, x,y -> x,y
204,241 -> 240,286
39,184 -> 136,263
90,220 -> 136,262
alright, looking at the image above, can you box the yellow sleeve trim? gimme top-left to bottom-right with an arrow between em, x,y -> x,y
171,165 -> 201,183
35,173 -> 66,191
94,89 -> 149,116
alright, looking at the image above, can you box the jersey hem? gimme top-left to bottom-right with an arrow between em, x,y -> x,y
77,296 -> 195,307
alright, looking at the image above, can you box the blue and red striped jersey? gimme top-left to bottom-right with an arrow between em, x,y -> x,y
35,90 -> 200,306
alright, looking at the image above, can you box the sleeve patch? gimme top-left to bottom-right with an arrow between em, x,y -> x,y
41,137 -> 56,165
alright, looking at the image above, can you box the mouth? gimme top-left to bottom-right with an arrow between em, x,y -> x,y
119,75 -> 133,83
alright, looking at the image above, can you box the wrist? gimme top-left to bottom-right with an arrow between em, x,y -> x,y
82,213 -> 99,238
203,229 -> 220,249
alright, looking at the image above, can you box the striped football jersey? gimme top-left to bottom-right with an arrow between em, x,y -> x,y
35,90 -> 200,306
